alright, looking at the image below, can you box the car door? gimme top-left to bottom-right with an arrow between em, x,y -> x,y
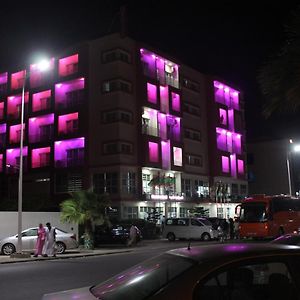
190,219 -> 204,239
21,228 -> 38,252
193,256 -> 300,300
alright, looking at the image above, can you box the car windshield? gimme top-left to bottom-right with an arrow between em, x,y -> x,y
91,253 -> 195,300
240,202 -> 267,223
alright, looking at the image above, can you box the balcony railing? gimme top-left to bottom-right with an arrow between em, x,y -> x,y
29,131 -> 54,143
142,125 -> 159,137
55,158 -> 84,168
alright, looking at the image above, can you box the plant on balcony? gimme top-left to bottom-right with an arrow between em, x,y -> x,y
60,190 -> 111,249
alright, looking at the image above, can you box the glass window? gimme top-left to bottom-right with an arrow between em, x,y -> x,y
195,262 -> 298,300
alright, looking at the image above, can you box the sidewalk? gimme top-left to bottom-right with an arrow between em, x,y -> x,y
0,247 -> 134,264
0,239 -> 161,264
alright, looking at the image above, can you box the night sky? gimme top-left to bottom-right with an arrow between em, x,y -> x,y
0,1 -> 299,140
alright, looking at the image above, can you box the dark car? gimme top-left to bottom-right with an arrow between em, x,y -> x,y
43,243 -> 300,299
94,225 -> 141,245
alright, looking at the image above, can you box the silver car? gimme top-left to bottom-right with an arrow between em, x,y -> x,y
0,227 -> 78,255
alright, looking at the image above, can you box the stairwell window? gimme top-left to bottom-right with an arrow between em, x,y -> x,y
102,79 -> 132,94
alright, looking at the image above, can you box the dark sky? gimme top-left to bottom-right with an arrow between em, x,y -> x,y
0,1 -> 299,140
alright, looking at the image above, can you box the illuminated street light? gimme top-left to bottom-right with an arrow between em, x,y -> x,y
287,140 -> 300,196
15,59 -> 51,257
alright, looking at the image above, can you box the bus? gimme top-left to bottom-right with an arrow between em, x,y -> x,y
236,194 -> 300,239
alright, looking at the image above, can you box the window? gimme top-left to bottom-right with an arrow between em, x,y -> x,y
102,110 -> 133,124
124,206 -> 138,219
93,172 -> 118,194
102,49 -> 131,64
102,79 -> 132,94
240,184 -> 247,195
66,148 -> 84,167
39,152 -> 50,167
181,77 -> 200,92
66,119 -> 79,133
195,262 -> 298,300
167,207 -> 177,218
65,89 -> 84,106
183,102 -> 201,116
39,124 -> 53,141
185,154 -> 203,167
122,172 -> 136,194
180,207 -> 188,218
232,183 -> 239,195
55,173 -> 82,193
195,180 -> 209,197
181,179 -> 191,197
104,142 -> 133,155
142,173 -> 151,194
184,129 -> 201,141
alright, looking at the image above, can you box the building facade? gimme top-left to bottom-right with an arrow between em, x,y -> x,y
0,33 -> 248,219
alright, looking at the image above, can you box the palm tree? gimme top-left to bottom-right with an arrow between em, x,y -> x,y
258,6 -> 300,118
60,190 -> 111,249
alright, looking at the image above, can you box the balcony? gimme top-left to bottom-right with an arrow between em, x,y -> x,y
29,115 -> 54,144
6,147 -> 28,173
0,134 -> 5,149
32,147 -> 51,168
55,157 -> 84,168
55,78 -> 85,110
29,131 -> 54,143
59,54 -> 79,77
7,94 -> 29,120
142,125 -> 159,137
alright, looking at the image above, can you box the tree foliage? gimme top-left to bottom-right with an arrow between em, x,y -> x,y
258,6 -> 300,118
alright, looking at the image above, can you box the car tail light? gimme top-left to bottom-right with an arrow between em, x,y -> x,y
265,224 -> 268,230
71,234 -> 77,240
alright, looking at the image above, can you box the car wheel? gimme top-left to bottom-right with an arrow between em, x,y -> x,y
2,243 -> 16,255
55,242 -> 66,254
201,233 -> 211,241
167,233 -> 176,241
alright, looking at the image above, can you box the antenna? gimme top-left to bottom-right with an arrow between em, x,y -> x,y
187,239 -> 191,250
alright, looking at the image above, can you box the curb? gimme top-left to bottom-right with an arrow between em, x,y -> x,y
0,249 -> 133,264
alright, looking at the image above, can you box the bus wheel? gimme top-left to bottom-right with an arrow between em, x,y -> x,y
167,233 -> 175,241
279,227 -> 285,236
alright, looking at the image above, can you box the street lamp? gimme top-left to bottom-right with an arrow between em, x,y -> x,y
286,140 -> 300,196
15,59 -> 51,256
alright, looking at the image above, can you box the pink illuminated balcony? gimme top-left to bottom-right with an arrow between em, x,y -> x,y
7,93 -> 29,120
0,72 -> 8,94
29,58 -> 54,88
238,159 -> 244,174
147,83 -> 157,104
140,49 -> 179,88
6,147 -> 28,173
0,102 -> 4,120
55,78 -> 85,109
214,81 -> 240,110
54,137 -> 84,168
58,112 -> 79,135
222,156 -> 230,173
29,114 -> 54,143
0,154 -> 3,172
32,147 -> 51,168
171,92 -> 180,112
59,54 -> 79,77
32,90 -> 52,112
11,70 -> 26,91
9,124 -> 25,144
148,141 -> 159,163
0,123 -> 6,148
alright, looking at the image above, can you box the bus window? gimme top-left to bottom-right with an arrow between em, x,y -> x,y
240,202 -> 267,223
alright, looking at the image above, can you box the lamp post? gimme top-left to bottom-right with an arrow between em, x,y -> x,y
286,139 -> 300,197
15,59 -> 50,256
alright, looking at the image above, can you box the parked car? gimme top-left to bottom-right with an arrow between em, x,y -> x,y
43,243 -> 300,299
0,227 -> 78,255
271,233 -> 300,246
163,217 -> 217,241
94,224 -> 142,245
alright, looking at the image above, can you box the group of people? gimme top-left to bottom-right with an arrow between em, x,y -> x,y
217,217 -> 240,242
34,222 -> 57,257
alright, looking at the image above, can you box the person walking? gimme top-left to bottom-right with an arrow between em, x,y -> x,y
127,224 -> 139,247
229,218 -> 234,240
33,223 -> 46,257
42,222 -> 57,257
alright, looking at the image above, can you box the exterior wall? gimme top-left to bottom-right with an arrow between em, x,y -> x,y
248,139 -> 290,195
0,211 -> 78,240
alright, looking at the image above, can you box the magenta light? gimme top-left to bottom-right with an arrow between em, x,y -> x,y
171,92 -> 180,112
238,159 -> 244,174
140,48 -> 144,53
230,154 -> 237,177
0,72 -> 8,85
222,156 -> 230,173
151,54 -> 156,59
58,112 -> 78,134
147,83 -> 157,104
59,54 -> 79,77
32,147 -> 51,168
227,132 -> 232,136
224,87 -> 229,93
236,134 -> 241,139
0,123 -> 6,134
56,83 -> 62,88
148,142 -> 159,163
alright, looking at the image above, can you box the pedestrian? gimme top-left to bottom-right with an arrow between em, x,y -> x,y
229,218 -> 234,240
234,217 -> 240,239
42,222 -> 57,257
33,223 -> 46,257
127,224 -> 139,247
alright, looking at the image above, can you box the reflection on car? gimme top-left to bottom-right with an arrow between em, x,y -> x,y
271,233 -> 300,246
42,243 -> 300,299
0,227 -> 78,255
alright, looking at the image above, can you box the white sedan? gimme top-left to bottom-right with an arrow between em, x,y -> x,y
0,227 -> 78,255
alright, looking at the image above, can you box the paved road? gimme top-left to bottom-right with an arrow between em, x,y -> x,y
0,239 -> 215,300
